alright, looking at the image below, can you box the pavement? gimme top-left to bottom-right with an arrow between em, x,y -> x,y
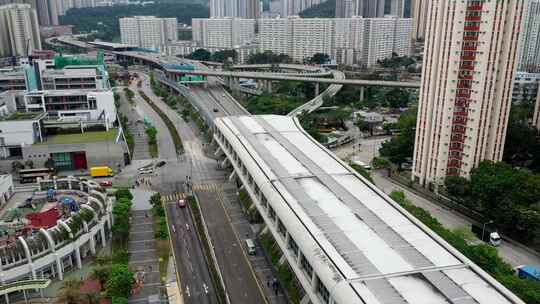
128,189 -> 162,304
118,89 -> 150,160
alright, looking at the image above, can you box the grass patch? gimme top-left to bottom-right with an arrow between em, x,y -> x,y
156,239 -> 170,284
41,129 -> 117,145
139,90 -> 184,153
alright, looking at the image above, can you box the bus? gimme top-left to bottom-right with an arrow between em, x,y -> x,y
19,168 -> 55,184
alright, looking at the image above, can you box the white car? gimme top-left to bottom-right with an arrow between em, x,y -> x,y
138,167 -> 154,175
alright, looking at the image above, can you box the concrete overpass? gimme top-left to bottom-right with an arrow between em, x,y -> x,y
165,68 -> 421,88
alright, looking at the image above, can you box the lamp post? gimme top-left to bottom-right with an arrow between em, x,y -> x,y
482,220 -> 494,242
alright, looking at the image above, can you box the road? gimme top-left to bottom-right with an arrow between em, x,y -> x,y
166,202 -> 217,304
137,74 -> 268,303
348,138 -> 540,269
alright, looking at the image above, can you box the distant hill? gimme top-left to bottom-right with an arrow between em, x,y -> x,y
299,0 -> 335,18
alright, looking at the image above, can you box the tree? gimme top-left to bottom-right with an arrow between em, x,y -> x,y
58,278 -> 83,304
24,159 -> 34,169
90,266 -> 110,289
309,53 -> 330,64
11,161 -> 24,173
503,102 -> 539,167
84,292 -> 101,304
106,264 -> 134,298
248,51 -> 291,64
188,48 -> 211,61
444,176 -> 470,202
379,109 -> 417,169
211,49 -> 238,63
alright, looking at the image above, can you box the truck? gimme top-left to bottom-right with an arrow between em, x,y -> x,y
516,265 -> 540,282
471,223 -> 502,246
90,166 -> 113,178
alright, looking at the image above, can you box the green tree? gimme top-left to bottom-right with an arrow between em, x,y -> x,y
379,109 -> 417,169
309,53 -> 330,64
444,176 -> 470,202
90,266 -> 110,289
106,264 -> 134,298
188,49 -> 211,61
248,51 -> 291,64
211,49 -> 238,63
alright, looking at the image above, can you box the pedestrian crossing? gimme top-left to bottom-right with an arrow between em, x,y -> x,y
192,183 -> 221,192
161,192 -> 186,203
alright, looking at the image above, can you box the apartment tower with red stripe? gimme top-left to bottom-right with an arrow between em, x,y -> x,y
412,0 -> 525,190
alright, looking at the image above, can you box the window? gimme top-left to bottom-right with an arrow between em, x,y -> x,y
300,255 -> 313,279
317,279 -> 330,304
277,219 -> 287,238
288,237 -> 298,257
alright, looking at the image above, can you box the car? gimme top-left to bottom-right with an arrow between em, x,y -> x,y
156,161 -> 166,168
99,180 -> 113,187
138,167 -> 154,175
222,93 -> 226,97
177,199 -> 186,208
213,108 -> 219,113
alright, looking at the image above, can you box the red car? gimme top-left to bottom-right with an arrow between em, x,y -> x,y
99,180 -> 113,187
177,199 -> 186,208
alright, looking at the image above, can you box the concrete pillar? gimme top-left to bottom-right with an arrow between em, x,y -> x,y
259,225 -> 268,235
229,170 -> 236,182
311,270 -> 317,292
220,158 -> 230,169
53,177 -> 58,190
214,146 -> 223,157
68,178 -> 72,190
56,256 -> 63,280
267,80 -> 273,93
74,247 -> 82,269
89,234 -> 96,255
359,86 -> 365,101
315,83 -> 320,96
300,295 -> 311,304
100,226 -> 106,245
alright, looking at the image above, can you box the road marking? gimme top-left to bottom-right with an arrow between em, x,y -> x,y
186,285 -> 190,297
203,283 -> 209,294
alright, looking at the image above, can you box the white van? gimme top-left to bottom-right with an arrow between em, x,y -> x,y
245,239 -> 256,255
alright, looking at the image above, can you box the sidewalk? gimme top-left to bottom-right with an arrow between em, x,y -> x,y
128,189 -> 162,304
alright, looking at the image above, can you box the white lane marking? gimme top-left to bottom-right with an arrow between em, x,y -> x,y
203,283 -> 209,294
186,285 -> 190,297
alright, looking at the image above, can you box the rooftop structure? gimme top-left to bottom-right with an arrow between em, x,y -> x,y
213,115 -> 523,304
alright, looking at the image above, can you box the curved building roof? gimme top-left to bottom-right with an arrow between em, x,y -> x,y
214,115 -> 523,304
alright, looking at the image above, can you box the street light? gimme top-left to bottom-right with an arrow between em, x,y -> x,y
482,220 -> 494,242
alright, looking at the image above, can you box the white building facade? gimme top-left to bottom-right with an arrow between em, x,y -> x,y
412,0 -> 525,189
192,18 -> 256,49
519,0 -> 540,73
119,16 -> 177,52
0,3 -> 41,58
258,16 -> 411,66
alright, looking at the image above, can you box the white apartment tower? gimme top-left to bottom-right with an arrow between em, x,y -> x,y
412,0 -> 525,189
258,16 -> 411,66
280,0 -> 325,17
389,0 -> 405,17
0,3 -> 41,57
192,18 -> 255,48
411,0 -> 428,40
119,16 -> 177,51
210,0 -> 260,18
519,0 -> 540,73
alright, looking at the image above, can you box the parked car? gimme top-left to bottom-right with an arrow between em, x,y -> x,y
99,180 -> 113,187
156,161 -> 166,168
213,108 -> 219,113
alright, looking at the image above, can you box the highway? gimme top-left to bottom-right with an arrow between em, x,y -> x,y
166,202 -> 217,304
136,74 -> 268,303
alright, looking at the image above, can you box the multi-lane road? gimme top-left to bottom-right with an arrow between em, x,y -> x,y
166,202 -> 217,304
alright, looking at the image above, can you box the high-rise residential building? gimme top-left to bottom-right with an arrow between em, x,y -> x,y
0,0 -> 58,25
192,18 -> 256,48
412,0 -> 525,189
411,0 -> 428,40
0,3 -> 41,57
280,0 -> 324,17
56,0 -> 74,16
519,0 -> 540,73
389,0 -> 405,17
335,0 -> 385,18
119,16 -> 177,51
258,16 -> 411,66
210,0 -> 260,18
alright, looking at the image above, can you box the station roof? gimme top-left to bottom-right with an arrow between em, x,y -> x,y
215,115 -> 522,304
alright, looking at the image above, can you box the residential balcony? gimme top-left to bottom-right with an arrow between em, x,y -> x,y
462,45 -> 478,51
458,74 -> 473,80
464,25 -> 480,31
467,5 -> 483,11
460,55 -> 476,61
463,35 -> 480,41
453,111 -> 467,117
465,16 -> 481,21
457,83 -> 472,89
460,64 -> 475,71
